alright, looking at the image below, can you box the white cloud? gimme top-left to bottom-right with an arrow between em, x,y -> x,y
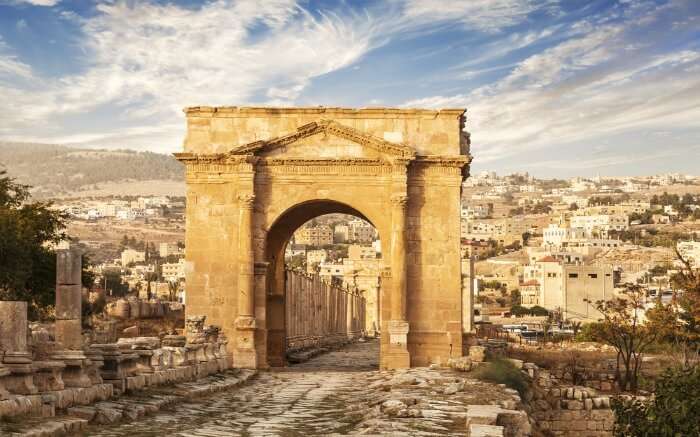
404,8 -> 700,166
400,0 -> 548,33
11,0 -> 60,6
0,0 -> 379,148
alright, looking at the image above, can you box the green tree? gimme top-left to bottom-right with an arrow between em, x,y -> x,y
0,170 -> 68,319
612,366 -> 700,437
103,271 -> 129,297
529,305 -> 549,317
510,304 -> 530,317
589,285 -> 673,392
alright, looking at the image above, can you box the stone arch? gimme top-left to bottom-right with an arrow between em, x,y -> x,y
176,106 -> 471,370
263,199 -> 384,367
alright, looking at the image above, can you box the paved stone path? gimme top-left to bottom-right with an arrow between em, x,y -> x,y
82,340 -> 521,436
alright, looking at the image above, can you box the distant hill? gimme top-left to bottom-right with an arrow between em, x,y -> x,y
0,142 -> 184,199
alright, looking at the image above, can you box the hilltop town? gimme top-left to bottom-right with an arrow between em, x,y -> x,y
52,170 -> 700,342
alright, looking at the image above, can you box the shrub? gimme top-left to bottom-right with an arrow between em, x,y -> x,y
575,322 -> 605,342
473,358 -> 529,397
529,305 -> 549,317
612,366 -> 700,437
509,304 -> 529,317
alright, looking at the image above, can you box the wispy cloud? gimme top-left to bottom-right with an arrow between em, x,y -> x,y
3,0 -> 60,6
404,2 -> 700,168
400,0 -> 551,33
0,0 -> 380,147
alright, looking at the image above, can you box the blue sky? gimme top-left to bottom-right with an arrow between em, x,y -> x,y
0,0 -> 698,177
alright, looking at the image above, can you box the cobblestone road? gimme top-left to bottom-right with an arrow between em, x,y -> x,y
83,339 -> 518,436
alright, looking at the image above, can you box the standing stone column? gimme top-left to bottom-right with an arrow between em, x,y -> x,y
55,249 -> 83,350
0,301 -> 37,394
234,193 -> 258,368
53,248 -> 93,387
0,301 -> 31,363
346,289 -> 354,339
387,192 -> 410,368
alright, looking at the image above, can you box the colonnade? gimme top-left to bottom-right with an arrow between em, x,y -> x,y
285,269 -> 366,352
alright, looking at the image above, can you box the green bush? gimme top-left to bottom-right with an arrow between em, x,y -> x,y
529,305 -> 549,317
510,304 -> 530,317
612,366 -> 700,437
575,322 -> 604,342
473,358 -> 529,397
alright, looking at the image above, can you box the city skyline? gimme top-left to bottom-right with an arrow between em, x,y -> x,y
0,0 -> 698,177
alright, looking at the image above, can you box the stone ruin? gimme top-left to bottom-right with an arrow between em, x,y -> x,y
0,248 -> 230,420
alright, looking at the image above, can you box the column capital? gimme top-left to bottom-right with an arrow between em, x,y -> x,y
237,193 -> 256,209
390,157 -> 412,172
234,315 -> 258,331
390,193 -> 408,207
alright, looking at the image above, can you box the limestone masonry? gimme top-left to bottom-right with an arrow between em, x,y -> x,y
175,107 -> 472,370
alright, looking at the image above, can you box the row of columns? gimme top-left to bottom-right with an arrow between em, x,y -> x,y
284,270 -> 365,351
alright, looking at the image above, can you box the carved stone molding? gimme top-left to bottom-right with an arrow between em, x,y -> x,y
237,193 -> 256,209
256,158 -> 392,176
229,120 -> 417,159
390,193 -> 409,207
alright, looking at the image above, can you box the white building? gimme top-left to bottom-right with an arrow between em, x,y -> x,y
121,249 -> 146,266
159,242 -> 182,258
570,214 -> 629,237
521,257 -> 614,321
162,258 -> 186,282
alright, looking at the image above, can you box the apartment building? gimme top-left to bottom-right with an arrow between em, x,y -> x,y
347,218 -> 376,243
521,258 -> 614,321
570,214 -> 629,237
162,258 -> 186,282
295,225 -> 334,246
306,249 -> 328,267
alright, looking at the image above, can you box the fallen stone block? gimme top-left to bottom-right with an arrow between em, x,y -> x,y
466,405 -> 503,426
67,405 -> 97,421
470,424 -> 505,437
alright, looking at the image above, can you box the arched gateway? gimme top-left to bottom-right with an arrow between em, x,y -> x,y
175,107 -> 472,370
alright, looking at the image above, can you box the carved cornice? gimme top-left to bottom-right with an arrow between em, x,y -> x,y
174,152 -> 258,166
256,158 -> 392,176
413,155 -> 472,167
228,120 -> 417,159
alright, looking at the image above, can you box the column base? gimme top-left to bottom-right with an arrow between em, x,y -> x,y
52,350 -> 93,388
383,348 -> 411,369
232,348 -> 258,369
384,320 -> 410,369
233,316 -> 259,369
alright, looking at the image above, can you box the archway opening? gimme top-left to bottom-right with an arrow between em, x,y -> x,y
264,200 -> 383,369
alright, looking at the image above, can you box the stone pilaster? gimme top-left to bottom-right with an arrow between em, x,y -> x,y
234,192 -> 258,368
386,192 -> 411,368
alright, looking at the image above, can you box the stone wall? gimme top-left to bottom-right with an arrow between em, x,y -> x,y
519,361 -> 615,436
0,299 -> 229,421
508,345 -> 619,393
105,298 -> 184,321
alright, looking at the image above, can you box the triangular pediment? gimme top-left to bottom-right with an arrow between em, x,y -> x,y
228,120 -> 416,160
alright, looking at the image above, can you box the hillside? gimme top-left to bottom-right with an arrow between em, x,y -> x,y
0,142 -> 184,198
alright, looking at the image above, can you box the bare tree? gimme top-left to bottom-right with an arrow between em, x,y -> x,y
589,284 -> 670,392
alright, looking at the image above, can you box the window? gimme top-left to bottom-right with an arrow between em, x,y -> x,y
568,273 -> 578,278
588,273 -> 598,279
